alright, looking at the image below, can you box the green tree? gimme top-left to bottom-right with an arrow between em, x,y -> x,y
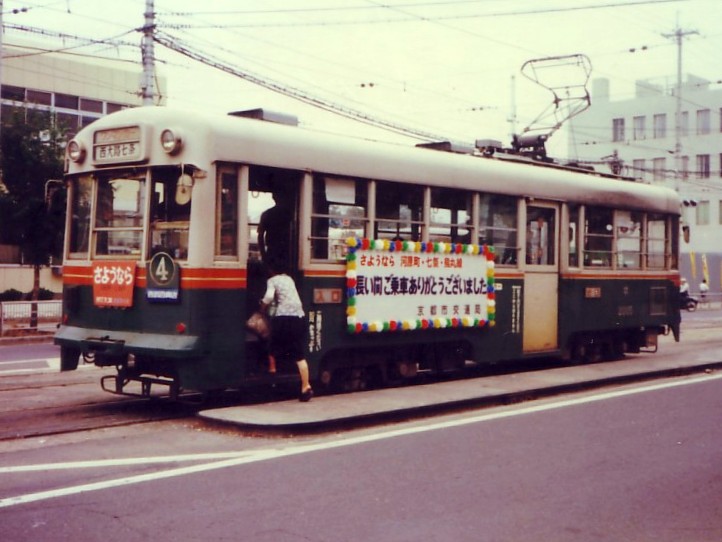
0,106 -> 66,325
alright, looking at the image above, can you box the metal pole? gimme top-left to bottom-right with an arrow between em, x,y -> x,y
141,0 -> 156,106
663,25 -> 698,190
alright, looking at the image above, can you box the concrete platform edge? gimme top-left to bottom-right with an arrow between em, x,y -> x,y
198,360 -> 722,432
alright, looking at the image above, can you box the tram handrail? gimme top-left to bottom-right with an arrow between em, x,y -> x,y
0,300 -> 62,336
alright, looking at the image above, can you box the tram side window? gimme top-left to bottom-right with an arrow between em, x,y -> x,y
429,187 -> 472,244
479,194 -> 518,265
375,180 -> 424,241
670,216 -> 679,269
216,169 -> 238,259
150,168 -> 191,260
584,207 -> 613,267
646,214 -> 667,269
615,210 -> 642,269
568,204 -> 580,267
311,176 -> 367,261
94,174 -> 144,258
68,175 -> 92,258
526,207 -> 556,265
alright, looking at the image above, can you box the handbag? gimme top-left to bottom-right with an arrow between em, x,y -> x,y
246,311 -> 270,339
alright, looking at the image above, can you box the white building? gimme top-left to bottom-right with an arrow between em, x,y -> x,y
569,75 -> 722,296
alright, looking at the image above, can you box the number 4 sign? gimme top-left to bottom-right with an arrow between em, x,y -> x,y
146,252 -> 180,302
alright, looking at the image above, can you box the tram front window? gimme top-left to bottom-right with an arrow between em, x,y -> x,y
94,173 -> 144,258
68,175 -> 92,258
150,168 -> 191,260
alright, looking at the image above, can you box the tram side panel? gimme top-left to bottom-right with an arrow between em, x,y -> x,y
299,272 -> 525,383
557,275 -> 680,360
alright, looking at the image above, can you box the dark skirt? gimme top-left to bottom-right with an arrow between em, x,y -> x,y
269,316 -> 306,364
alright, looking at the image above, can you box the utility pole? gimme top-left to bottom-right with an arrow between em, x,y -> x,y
141,0 -> 156,106
662,24 -> 698,190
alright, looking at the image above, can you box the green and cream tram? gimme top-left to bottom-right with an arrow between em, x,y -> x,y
55,106 -> 681,397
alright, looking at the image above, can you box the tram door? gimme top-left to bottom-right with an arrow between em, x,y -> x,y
246,166 -> 301,314
522,204 -> 559,353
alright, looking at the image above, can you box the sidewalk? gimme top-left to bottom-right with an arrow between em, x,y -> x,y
198,353 -> 722,431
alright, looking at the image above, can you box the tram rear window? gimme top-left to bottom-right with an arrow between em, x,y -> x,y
150,168 -> 191,259
93,174 -> 144,258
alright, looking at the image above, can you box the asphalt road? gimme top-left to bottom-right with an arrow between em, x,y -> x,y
2,370 -> 722,541
1,311 -> 722,541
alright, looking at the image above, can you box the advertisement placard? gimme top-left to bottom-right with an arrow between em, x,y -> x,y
345,238 -> 495,333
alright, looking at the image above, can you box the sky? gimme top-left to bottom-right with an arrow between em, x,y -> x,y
2,0 -> 721,158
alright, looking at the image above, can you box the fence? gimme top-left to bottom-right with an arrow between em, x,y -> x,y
0,300 -> 62,336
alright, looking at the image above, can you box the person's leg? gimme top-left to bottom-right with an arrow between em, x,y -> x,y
297,359 -> 313,401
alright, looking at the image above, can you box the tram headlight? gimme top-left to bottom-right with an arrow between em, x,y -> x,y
67,139 -> 86,163
160,128 -> 183,155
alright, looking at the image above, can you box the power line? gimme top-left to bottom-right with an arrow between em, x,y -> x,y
153,30 -> 460,142
161,0 -> 690,28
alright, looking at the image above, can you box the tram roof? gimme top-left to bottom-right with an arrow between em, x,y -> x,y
72,106 -> 680,215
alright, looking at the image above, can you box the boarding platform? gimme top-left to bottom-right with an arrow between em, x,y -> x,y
198,354 -> 722,431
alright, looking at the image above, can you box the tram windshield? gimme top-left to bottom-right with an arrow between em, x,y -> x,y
65,166 -> 192,261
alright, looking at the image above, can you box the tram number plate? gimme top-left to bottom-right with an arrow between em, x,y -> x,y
585,287 -> 602,298
94,142 -> 141,162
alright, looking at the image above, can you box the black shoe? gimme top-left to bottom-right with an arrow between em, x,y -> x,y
299,388 -> 314,402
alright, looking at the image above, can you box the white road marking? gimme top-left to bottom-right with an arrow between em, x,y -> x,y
2,372 -> 721,509
0,357 -> 93,375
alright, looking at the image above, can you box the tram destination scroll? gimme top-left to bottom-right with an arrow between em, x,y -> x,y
345,237 -> 496,333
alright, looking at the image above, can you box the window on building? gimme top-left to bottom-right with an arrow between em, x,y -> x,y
55,93 -> 79,110
106,103 -> 125,114
80,98 -> 103,113
653,114 -> 666,138
718,201 -> 722,224
696,201 -> 710,226
56,112 -> 79,132
1,85 -> 25,101
26,89 -> 52,106
612,118 -> 625,142
696,109 -> 711,135
696,154 -> 710,179
719,153 -> 722,178
632,159 -> 646,180
652,157 -> 666,181
633,116 -> 646,140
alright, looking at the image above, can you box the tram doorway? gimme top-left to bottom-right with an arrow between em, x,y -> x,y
522,204 -> 559,353
245,166 -> 302,312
